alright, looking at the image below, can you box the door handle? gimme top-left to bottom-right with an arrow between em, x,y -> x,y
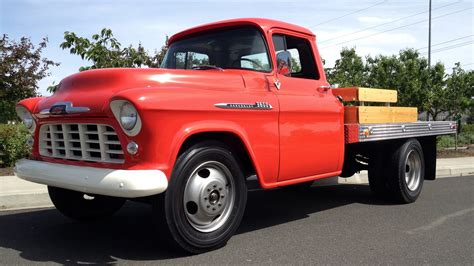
318,85 -> 331,92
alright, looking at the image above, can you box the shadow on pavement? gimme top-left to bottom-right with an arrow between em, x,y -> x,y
0,184 -> 393,263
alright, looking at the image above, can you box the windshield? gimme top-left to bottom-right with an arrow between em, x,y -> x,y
161,26 -> 272,72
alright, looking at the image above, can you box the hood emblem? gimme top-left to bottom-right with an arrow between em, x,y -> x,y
40,102 -> 90,115
214,102 -> 273,110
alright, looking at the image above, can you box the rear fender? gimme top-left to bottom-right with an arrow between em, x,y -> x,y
418,136 -> 437,180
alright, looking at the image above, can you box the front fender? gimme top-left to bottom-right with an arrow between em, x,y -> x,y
109,86 -> 280,187
17,97 -> 45,115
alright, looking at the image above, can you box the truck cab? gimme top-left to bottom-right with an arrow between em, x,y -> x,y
14,18 -> 456,253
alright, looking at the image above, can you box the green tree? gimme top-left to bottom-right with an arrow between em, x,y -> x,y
60,28 -> 155,71
424,62 -> 447,120
49,29 -> 168,93
147,36 -> 169,68
326,47 -> 367,87
365,49 -> 440,115
0,35 -> 59,123
443,63 -> 474,120
325,47 -> 473,121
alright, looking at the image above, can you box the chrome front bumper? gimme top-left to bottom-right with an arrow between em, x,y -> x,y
14,159 -> 168,198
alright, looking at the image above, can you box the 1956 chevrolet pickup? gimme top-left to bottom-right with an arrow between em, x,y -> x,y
14,18 -> 457,253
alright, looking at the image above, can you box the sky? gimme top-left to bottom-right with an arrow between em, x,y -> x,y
1,0 -> 473,96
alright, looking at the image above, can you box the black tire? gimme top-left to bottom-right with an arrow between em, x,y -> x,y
386,139 -> 425,203
154,141 -> 247,254
48,186 -> 125,221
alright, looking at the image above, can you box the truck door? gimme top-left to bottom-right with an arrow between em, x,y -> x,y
270,32 -> 344,182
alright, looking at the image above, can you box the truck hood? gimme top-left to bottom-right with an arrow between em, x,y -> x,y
35,68 -> 246,116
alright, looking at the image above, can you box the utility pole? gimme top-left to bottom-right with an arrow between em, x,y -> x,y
428,0 -> 432,67
426,0 -> 432,121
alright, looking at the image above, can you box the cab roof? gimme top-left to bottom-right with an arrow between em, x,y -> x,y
168,18 -> 315,45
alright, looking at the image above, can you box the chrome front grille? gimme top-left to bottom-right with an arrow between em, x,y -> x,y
39,123 -> 124,164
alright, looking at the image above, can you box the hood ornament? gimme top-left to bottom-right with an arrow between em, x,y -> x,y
40,102 -> 90,115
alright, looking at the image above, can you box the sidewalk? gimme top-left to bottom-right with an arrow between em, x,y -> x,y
1,157 -> 473,211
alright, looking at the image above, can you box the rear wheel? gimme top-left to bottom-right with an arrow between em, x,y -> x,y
368,139 -> 425,203
388,139 -> 425,203
154,142 -> 247,253
48,186 -> 125,221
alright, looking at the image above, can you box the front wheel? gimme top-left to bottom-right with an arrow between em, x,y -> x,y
155,142 -> 247,253
48,186 -> 125,221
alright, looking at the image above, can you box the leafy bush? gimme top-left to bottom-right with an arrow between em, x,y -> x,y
437,123 -> 474,149
437,135 -> 456,149
0,123 -> 30,167
461,123 -> 474,135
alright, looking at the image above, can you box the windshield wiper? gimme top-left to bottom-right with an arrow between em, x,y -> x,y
191,65 -> 224,71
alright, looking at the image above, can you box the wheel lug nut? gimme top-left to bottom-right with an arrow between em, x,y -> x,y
218,203 -> 222,207
213,185 -> 216,188
219,188 -> 222,191
221,195 -> 224,198
204,197 -> 208,200
212,208 -> 216,211
207,205 -> 210,208
207,188 -> 211,192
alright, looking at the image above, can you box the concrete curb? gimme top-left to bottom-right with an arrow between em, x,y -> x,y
436,166 -> 474,178
0,192 -> 52,211
1,157 -> 473,211
0,176 -> 51,211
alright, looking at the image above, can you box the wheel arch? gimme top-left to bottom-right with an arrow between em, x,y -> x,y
169,126 -> 264,188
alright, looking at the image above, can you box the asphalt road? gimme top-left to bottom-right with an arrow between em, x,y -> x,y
0,176 -> 473,264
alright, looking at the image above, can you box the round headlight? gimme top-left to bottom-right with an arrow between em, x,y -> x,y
22,113 -> 34,129
119,102 -> 138,130
16,107 -> 34,130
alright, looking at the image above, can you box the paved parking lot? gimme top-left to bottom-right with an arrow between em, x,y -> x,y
0,176 -> 473,264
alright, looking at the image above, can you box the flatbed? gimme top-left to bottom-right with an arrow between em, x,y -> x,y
346,121 -> 457,143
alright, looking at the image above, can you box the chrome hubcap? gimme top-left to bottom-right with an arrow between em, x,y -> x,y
405,150 -> 422,191
183,161 -> 235,232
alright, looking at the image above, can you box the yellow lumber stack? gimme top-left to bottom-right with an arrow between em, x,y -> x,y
332,87 -> 418,124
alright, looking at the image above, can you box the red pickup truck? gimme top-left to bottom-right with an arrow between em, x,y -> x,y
14,18 -> 456,253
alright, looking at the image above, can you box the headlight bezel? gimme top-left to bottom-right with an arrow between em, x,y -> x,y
110,100 -> 142,136
16,106 -> 36,133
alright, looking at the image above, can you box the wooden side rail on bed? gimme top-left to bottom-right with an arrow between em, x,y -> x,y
332,87 -> 418,124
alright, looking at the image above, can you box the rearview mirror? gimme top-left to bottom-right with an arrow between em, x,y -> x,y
276,51 -> 292,76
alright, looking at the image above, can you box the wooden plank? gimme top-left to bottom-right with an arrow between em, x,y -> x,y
359,106 -> 417,124
333,87 -> 398,103
359,87 -> 397,103
344,106 -> 418,124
